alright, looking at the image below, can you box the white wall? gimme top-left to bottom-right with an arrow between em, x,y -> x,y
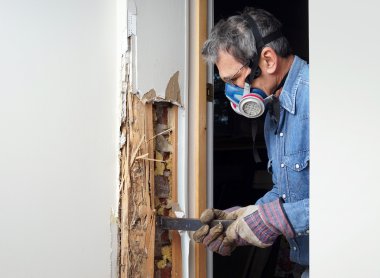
0,1 -> 118,277
133,0 -> 187,99
310,0 -> 380,276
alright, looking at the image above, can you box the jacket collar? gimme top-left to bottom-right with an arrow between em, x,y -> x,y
279,56 -> 307,114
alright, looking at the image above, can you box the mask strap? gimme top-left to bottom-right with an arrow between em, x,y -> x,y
251,118 -> 260,162
274,72 -> 289,94
267,72 -> 289,123
242,14 -> 283,87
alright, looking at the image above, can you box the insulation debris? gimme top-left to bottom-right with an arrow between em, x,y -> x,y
156,245 -> 173,269
153,103 -> 178,278
156,134 -> 173,153
154,152 -> 166,176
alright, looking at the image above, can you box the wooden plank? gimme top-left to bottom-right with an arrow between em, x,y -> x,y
194,0 -> 208,277
119,94 -> 156,278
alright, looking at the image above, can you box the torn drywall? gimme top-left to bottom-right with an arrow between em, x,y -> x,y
142,71 -> 183,107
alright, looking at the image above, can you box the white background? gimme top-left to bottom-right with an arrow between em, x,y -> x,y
1,0 -> 380,277
310,0 -> 380,276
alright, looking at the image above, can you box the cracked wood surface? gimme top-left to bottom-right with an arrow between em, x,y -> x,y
119,94 -> 155,278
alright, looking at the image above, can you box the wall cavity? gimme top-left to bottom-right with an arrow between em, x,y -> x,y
153,103 -> 181,278
118,37 -> 181,277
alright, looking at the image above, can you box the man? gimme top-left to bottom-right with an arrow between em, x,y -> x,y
193,7 -> 309,276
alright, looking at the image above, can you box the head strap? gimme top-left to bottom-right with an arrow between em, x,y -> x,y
242,14 -> 283,85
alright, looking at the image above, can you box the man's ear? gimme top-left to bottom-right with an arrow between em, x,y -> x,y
260,47 -> 278,74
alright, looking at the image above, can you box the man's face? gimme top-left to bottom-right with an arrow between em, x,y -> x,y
216,50 -> 250,88
216,50 -> 273,96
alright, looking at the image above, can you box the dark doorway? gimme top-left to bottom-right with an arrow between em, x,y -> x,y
212,1 -> 308,277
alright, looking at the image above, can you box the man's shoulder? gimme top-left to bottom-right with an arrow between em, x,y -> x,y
299,59 -> 309,84
285,56 -> 309,90
292,57 -> 309,113
294,56 -> 309,84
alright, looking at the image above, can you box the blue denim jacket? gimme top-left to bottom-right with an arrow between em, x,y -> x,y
256,56 -> 310,266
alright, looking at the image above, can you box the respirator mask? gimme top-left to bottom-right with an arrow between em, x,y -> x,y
224,14 -> 283,118
225,83 -> 275,118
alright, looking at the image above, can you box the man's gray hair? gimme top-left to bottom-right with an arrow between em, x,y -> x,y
202,7 -> 292,65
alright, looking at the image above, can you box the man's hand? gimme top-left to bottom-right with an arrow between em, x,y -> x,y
193,208 -> 237,256
193,199 -> 295,256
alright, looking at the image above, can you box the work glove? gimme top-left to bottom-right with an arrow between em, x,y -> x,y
193,206 -> 238,256
193,199 -> 295,256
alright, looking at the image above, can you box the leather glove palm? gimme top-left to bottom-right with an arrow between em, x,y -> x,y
193,199 -> 295,256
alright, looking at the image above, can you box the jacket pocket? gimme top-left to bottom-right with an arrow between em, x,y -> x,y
284,116 -> 309,156
283,151 -> 309,200
283,151 -> 309,171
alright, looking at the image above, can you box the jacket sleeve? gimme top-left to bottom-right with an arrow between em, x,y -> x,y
282,198 -> 309,235
255,183 -> 280,205
256,187 -> 309,236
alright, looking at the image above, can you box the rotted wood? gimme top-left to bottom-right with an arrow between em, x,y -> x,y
119,93 -> 155,278
119,96 -> 183,278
